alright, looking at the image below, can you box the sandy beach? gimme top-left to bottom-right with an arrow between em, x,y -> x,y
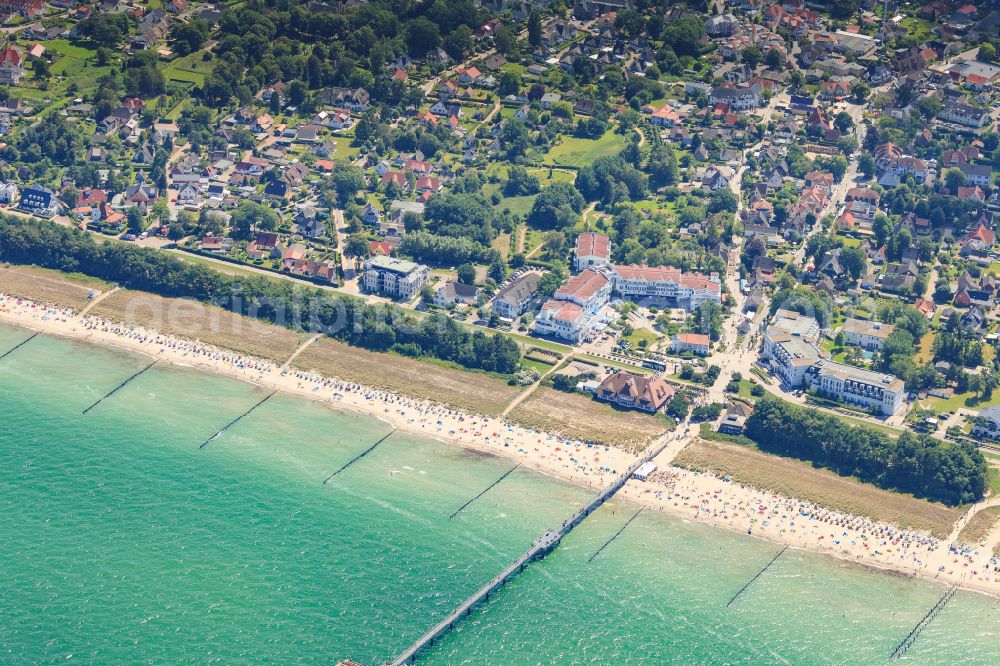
2,291 -> 999,597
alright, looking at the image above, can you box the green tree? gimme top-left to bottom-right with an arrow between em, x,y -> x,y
230,201 -> 279,240
528,182 -> 585,229
741,45 -> 762,67
536,270 -> 564,300
405,17 -> 442,57
327,163 -> 366,207
344,233 -> 370,266
456,263 -> 476,285
126,207 -> 145,235
528,10 -> 542,48
858,153 -> 876,179
944,168 -> 966,193
764,47 -> 784,70
840,246 -> 867,280
498,71 -> 521,97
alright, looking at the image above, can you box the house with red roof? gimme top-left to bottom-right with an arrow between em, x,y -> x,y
574,232 -> 611,271
595,371 -> 674,413
0,46 -> 23,67
671,332 -> 710,355
456,67 -> 481,85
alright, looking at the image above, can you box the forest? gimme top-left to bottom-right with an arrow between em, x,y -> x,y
0,215 -> 520,375
745,397 -> 987,506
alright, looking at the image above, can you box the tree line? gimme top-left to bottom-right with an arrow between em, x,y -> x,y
0,216 -> 520,375
745,397 -> 987,506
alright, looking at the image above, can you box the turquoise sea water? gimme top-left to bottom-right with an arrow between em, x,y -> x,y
1,323 -> 998,665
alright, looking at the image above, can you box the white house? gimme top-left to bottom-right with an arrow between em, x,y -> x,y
362,255 -> 428,299
671,332 -> 710,355
574,232 -> 611,271
841,318 -> 894,350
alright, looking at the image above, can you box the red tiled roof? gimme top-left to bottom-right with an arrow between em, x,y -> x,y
596,371 -> 674,411
555,269 -> 609,302
676,332 -> 710,346
575,232 -> 610,260
541,299 -> 585,322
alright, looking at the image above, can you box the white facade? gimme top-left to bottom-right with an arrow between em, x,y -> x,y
363,255 -> 428,299
610,265 -> 721,310
808,362 -> 905,416
841,318 -> 894,350
533,300 -> 591,342
762,317 -> 904,416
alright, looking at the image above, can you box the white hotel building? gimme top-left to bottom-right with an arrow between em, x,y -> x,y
610,265 -> 722,309
762,311 -> 905,416
533,269 -> 611,342
362,255 -> 429,300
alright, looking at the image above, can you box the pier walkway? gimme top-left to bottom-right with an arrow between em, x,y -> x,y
388,425 -> 687,665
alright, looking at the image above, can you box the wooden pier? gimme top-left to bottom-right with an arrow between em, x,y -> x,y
588,508 -> 643,563
387,429 -> 680,665
450,464 -> 520,519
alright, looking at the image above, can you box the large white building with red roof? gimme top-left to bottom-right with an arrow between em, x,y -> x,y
574,232 -> 611,271
533,299 -> 590,342
554,269 -> 611,312
611,265 -> 722,309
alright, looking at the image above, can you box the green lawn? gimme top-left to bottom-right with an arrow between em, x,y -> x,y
574,353 -> 653,375
921,389 -> 1000,414
163,66 -> 206,85
542,128 -> 627,168
497,330 -> 572,353
32,40 -> 112,105
988,466 -> 1000,496
521,357 -> 555,375
624,326 -> 660,351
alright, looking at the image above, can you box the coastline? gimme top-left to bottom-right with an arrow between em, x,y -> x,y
2,292 -> 999,598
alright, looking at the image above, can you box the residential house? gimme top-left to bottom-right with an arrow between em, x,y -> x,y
295,207 -> 325,237
18,184 -> 55,217
491,271 -> 542,319
671,332 -> 710,355
574,232 -> 611,271
433,281 -> 480,307
0,180 -> 17,204
971,406 -> 1000,440
709,83 -> 763,110
841,318 -> 894,350
959,163 -> 992,187
939,100 -> 991,128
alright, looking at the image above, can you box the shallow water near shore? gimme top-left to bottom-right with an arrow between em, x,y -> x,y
1,323 -> 999,665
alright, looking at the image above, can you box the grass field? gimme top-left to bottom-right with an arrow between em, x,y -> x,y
491,231 -> 512,260
624,326 -> 660,351
292,337 -> 523,416
0,264 -> 111,311
507,386 -> 668,452
541,128 -> 627,168
673,438 -> 962,539
915,332 -> 935,364
91,289 -> 308,362
956,506 -> 1000,547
